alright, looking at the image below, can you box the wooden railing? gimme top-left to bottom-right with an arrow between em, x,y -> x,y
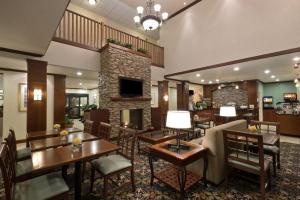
53,10 -> 164,67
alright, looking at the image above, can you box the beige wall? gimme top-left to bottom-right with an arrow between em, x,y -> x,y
1,71 -> 54,140
161,0 -> 300,75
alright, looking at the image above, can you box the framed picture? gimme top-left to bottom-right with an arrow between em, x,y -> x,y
0,89 -> 3,94
18,83 -> 27,112
151,92 -> 156,106
0,95 -> 3,100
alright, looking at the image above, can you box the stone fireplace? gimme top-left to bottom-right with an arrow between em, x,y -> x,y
98,43 -> 151,137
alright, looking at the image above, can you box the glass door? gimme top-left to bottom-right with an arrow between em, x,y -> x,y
66,94 -> 89,119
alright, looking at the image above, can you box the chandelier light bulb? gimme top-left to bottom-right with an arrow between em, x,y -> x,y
154,4 -> 161,12
137,6 -> 144,14
133,16 -> 140,23
162,12 -> 169,20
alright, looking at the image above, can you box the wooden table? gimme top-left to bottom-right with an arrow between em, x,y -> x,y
137,130 -> 185,154
149,140 -> 208,199
26,127 -> 82,145
195,117 -> 210,124
29,132 -> 97,152
31,139 -> 119,200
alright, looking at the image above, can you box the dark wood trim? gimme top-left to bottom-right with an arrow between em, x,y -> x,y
16,139 -> 27,144
165,77 -> 204,86
100,43 -> 151,59
168,0 -> 203,20
164,47 -> 300,78
53,37 -> 99,52
0,47 -> 43,57
54,75 -> 66,127
0,68 -> 27,73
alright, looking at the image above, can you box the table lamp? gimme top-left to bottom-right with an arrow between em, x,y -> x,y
166,111 -> 191,150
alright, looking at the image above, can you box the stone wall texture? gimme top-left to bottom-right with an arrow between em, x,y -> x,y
212,87 -> 248,107
99,44 -> 152,137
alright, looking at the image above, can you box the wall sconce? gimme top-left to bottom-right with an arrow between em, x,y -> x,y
163,94 -> 169,102
33,89 -> 42,101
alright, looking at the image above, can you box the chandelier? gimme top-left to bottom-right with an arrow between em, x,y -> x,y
133,0 -> 168,31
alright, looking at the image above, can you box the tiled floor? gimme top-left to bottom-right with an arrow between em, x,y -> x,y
280,135 -> 300,144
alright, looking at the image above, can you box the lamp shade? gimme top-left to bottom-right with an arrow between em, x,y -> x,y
220,106 -> 236,117
166,111 -> 191,129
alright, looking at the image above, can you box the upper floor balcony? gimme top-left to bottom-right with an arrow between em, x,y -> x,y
53,10 -> 164,68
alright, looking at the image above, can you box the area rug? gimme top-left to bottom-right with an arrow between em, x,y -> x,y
0,142 -> 299,200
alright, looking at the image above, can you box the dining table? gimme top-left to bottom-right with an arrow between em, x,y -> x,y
29,132 -> 97,152
26,127 -> 82,146
30,139 -> 120,200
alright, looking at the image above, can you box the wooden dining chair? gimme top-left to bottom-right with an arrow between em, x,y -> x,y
84,120 -> 94,134
0,143 -> 69,200
223,130 -> 272,199
90,127 -> 137,200
97,122 -> 112,140
250,120 -> 280,176
5,130 -> 34,182
6,129 -> 31,161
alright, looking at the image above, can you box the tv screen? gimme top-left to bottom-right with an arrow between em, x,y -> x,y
119,78 -> 143,97
263,96 -> 273,104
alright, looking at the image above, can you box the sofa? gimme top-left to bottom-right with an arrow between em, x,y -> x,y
187,120 -> 247,185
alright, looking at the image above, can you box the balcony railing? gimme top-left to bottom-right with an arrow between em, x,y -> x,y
53,10 -> 164,67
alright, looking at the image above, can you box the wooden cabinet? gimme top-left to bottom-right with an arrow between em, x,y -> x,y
277,114 -> 300,136
263,109 -> 277,122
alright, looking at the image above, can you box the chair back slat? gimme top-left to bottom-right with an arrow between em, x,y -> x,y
250,120 -> 280,134
97,122 -> 112,140
0,144 -> 15,200
84,120 -> 94,134
117,127 -> 137,163
223,130 -> 264,170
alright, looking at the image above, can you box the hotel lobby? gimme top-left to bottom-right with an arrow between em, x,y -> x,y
0,0 -> 299,199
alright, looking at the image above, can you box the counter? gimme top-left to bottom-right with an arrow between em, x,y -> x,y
263,108 -> 300,137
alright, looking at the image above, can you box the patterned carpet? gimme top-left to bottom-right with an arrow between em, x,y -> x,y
77,142 -> 300,200
1,142 -> 299,200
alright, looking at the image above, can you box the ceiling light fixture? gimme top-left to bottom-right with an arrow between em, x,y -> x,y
235,85 -> 239,89
88,0 -> 97,5
134,0 -> 168,31
184,2 -> 187,5
209,81 -> 212,84
271,75 -> 276,79
276,78 -> 280,82
264,69 -> 270,74
295,78 -> 299,83
218,85 -> 221,90
293,57 -> 300,62
79,82 -> 83,86
77,71 -> 82,76
201,79 -> 205,83
216,79 -> 220,82
234,67 -> 240,71
196,73 -> 200,77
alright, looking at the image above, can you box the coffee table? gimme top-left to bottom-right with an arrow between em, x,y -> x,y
149,140 -> 208,199
137,130 -> 185,154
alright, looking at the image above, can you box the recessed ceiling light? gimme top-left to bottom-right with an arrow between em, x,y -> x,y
264,69 -> 270,74
196,73 -> 200,77
293,57 -> 300,62
183,2 -> 187,5
276,78 -> 280,82
271,75 -> 276,79
216,79 -> 220,82
88,0 -> 97,5
234,67 -> 240,71
201,79 -> 205,83
209,81 -> 212,84
77,71 -> 82,76
79,82 -> 83,86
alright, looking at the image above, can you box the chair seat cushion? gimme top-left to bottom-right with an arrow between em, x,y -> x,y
16,159 -> 33,177
263,145 -> 279,154
196,124 -> 210,129
228,153 -> 271,173
14,172 -> 69,200
17,148 -> 31,160
91,154 -> 132,175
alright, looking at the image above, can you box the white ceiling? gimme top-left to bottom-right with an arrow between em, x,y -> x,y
0,0 -> 70,56
71,0 -> 195,40
168,53 -> 300,84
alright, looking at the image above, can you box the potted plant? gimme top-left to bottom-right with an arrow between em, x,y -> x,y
123,43 -> 133,49
64,115 -> 74,128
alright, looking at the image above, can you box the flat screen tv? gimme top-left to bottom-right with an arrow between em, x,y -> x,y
263,96 -> 273,104
119,77 -> 143,97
